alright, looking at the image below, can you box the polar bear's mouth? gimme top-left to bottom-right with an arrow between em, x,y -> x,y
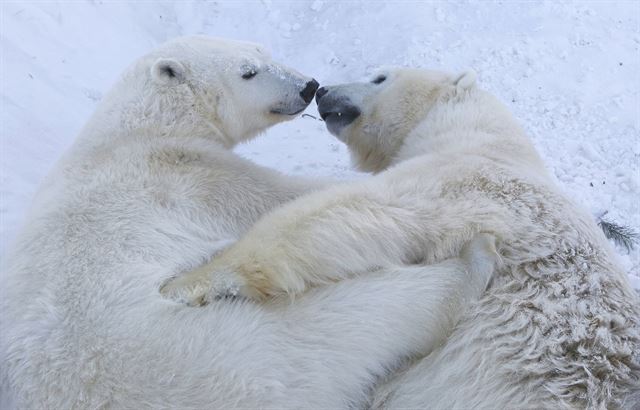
317,102 -> 361,136
270,107 -> 307,116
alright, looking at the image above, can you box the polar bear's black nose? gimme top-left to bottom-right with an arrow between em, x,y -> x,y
300,79 -> 319,104
315,87 -> 329,102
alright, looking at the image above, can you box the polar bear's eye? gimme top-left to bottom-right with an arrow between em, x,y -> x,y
372,75 -> 387,84
242,69 -> 258,80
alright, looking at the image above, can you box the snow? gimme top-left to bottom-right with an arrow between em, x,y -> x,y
1,1 -> 638,288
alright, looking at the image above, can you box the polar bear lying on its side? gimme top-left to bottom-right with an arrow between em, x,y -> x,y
170,68 -> 640,408
0,37 -> 499,409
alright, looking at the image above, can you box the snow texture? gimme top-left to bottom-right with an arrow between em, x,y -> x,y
1,1 -> 638,289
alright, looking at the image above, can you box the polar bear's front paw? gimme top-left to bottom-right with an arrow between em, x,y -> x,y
160,267 -> 211,306
209,268 -> 247,300
160,263 -> 250,306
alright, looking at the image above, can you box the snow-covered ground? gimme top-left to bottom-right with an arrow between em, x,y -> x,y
1,1 -> 638,288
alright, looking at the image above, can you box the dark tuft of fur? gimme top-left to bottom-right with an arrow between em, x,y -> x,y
598,217 -> 638,252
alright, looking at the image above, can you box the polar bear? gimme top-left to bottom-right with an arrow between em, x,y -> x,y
0,37 -> 500,409
170,68 -> 640,408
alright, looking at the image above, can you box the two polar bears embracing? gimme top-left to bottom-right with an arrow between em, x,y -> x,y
1,36 -> 638,409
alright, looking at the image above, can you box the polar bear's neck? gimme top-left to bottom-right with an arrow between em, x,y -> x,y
395,90 -> 546,171
74,64 -> 235,150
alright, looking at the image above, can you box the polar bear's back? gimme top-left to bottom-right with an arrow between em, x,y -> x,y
374,155 -> 640,407
436,158 -> 640,406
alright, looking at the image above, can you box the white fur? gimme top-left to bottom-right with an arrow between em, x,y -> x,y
172,68 -> 640,407
0,37 -> 498,408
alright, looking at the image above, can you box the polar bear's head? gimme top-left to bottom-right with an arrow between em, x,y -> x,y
315,68 -> 477,172
120,36 -> 318,147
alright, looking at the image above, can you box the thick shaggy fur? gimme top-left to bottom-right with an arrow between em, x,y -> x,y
0,38 -> 498,408
171,68 -> 640,408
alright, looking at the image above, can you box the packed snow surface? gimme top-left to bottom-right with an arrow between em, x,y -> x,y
1,1 -> 638,288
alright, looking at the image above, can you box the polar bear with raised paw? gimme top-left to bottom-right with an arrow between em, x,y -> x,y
170,67 -> 640,408
0,37 -> 501,409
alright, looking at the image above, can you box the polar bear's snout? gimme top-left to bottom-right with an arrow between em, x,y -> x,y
269,77 -> 319,116
300,79 -> 319,104
316,86 -> 361,137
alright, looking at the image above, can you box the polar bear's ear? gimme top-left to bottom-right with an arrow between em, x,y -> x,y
453,70 -> 477,92
151,58 -> 186,85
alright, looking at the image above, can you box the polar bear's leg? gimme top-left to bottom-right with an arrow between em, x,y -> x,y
160,177 -> 498,303
271,234 -> 498,406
